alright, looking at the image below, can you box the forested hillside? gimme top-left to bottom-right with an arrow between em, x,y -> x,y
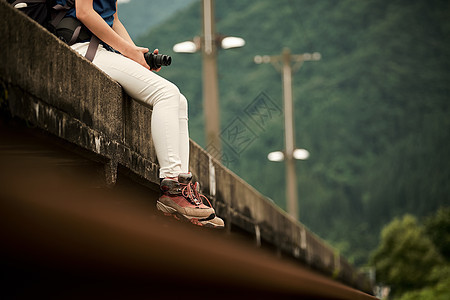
134,0 -> 450,266
117,0 -> 195,39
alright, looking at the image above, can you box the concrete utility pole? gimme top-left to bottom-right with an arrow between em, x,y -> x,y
201,0 -> 221,155
254,48 -> 320,220
174,0 -> 245,158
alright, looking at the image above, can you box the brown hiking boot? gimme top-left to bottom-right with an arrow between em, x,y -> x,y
157,173 -> 215,221
197,215 -> 225,228
191,181 -> 225,229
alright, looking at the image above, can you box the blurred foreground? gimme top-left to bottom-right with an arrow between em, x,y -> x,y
0,120 -> 376,299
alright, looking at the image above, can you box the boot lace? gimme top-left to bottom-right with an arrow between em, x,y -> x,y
181,182 -> 212,208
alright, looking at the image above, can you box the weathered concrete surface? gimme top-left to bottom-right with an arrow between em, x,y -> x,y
0,0 -> 373,294
1,0 -> 159,185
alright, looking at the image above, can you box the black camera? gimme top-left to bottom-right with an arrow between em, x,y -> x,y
144,52 -> 172,69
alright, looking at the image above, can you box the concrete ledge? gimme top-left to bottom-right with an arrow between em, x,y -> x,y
1,0 -> 159,185
0,0 -> 373,294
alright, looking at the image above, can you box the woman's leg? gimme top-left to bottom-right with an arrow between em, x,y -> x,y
178,94 -> 189,173
71,43 -> 224,227
71,43 -> 185,178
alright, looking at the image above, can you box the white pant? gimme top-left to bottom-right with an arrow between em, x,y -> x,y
71,42 -> 189,178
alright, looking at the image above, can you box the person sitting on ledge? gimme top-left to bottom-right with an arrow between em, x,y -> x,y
57,0 -> 223,228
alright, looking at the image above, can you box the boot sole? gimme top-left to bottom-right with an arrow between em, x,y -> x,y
157,201 -> 223,228
156,201 -> 216,224
198,219 -> 225,229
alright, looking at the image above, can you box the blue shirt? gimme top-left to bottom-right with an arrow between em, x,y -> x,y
56,0 -> 117,27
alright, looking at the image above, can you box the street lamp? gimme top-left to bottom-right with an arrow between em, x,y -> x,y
173,0 -> 245,159
267,151 -> 285,162
220,36 -> 246,49
173,40 -> 198,53
173,36 -> 246,53
267,148 -> 310,220
256,48 -> 320,220
268,149 -> 310,162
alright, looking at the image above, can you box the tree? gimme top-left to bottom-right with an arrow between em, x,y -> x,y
398,265 -> 450,300
135,0 -> 450,267
369,215 -> 443,297
424,207 -> 450,261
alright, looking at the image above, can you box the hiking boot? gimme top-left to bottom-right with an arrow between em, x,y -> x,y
197,215 -> 225,229
157,173 -> 215,221
191,181 -> 225,229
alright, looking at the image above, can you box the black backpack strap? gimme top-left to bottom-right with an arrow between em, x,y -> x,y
85,35 -> 100,62
67,25 -> 82,45
50,3 -> 73,28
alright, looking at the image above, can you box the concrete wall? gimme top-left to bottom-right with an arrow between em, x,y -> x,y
0,0 -> 372,293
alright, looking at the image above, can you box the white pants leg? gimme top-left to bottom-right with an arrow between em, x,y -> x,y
71,43 -> 189,178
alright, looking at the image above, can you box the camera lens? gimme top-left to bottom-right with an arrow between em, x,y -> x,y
144,52 -> 172,69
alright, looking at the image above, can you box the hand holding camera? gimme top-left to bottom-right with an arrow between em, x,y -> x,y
144,51 -> 172,70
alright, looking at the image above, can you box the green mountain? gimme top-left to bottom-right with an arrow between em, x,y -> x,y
135,0 -> 450,266
117,0 -> 196,39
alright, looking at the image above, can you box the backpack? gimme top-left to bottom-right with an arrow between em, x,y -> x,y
8,0 -> 73,33
8,0 -> 99,62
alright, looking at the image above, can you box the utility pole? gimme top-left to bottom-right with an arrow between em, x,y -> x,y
173,0 -> 245,159
282,48 -> 299,220
202,0 -> 221,155
254,48 -> 320,220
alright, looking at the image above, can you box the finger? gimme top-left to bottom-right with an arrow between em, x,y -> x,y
140,53 -> 150,69
153,49 -> 159,54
